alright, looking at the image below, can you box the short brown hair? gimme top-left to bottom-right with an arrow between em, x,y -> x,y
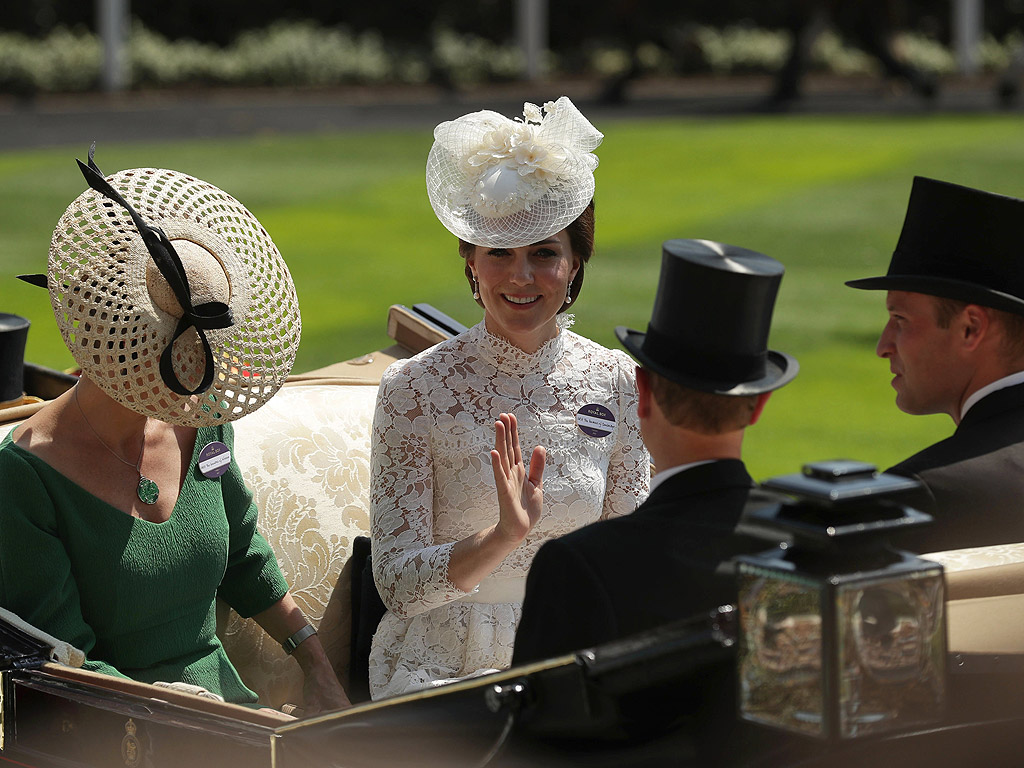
645,369 -> 759,434
459,199 -> 595,312
932,296 -> 1024,360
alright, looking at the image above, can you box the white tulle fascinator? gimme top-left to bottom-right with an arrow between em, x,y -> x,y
426,96 -> 603,248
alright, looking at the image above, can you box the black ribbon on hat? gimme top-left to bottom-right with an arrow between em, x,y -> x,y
77,144 -> 234,396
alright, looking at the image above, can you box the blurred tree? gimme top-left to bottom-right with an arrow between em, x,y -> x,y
1,0 -> 88,34
0,0 -> 1012,67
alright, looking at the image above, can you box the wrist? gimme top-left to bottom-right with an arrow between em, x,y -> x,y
490,520 -> 528,549
282,623 -> 317,656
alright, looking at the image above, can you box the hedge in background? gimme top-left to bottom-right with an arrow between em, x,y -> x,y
0,20 -> 1019,95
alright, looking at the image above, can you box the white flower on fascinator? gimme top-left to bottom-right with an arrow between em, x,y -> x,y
426,96 -> 603,248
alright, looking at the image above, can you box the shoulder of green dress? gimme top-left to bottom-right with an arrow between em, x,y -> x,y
0,432 -> 39,472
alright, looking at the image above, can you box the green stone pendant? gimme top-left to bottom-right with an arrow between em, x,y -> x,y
137,475 -> 160,505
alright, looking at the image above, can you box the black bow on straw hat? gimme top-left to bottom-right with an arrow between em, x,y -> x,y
19,144 -> 233,397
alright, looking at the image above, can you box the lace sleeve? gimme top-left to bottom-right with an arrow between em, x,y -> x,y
600,352 -> 650,520
370,363 -> 470,619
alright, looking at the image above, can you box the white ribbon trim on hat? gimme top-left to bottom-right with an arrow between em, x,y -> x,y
435,96 -> 603,219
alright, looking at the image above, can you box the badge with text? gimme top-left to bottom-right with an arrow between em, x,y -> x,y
576,404 -> 615,438
198,441 -> 231,478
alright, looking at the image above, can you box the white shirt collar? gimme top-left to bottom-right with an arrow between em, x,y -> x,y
648,459 -> 716,495
961,370 -> 1024,420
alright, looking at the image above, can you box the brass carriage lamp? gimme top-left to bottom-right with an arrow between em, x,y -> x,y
735,460 -> 946,741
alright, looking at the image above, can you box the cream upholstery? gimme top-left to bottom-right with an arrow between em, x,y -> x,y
925,543 -> 1024,601
924,542 -> 1024,576
924,544 -> 1024,655
226,382 -> 378,708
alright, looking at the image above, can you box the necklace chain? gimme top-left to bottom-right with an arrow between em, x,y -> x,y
74,387 -> 145,473
73,385 -> 159,505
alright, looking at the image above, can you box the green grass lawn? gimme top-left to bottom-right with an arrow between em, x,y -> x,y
3,113 -> 1022,479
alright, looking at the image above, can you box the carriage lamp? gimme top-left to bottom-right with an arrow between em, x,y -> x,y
735,460 -> 946,741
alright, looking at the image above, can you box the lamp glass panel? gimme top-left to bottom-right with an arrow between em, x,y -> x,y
738,568 -> 824,737
836,568 -> 946,738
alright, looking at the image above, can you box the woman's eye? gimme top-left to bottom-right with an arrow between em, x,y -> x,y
488,249 -> 509,257
534,248 -> 557,258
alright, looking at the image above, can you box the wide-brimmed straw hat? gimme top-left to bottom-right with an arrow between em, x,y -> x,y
847,176 -> 1024,316
426,96 -> 603,248
25,148 -> 300,426
616,239 -> 798,396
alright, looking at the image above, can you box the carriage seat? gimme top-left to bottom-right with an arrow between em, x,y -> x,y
924,544 -> 1024,656
220,304 -> 458,708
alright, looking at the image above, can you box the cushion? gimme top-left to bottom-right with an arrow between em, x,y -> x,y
924,543 -> 1024,600
924,544 -> 1024,654
223,382 -> 378,707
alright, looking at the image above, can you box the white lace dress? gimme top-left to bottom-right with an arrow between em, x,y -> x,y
368,317 -> 650,699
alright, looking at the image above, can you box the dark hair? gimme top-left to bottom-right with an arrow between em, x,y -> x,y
932,295 -> 1024,360
646,369 -> 759,434
459,199 -> 595,312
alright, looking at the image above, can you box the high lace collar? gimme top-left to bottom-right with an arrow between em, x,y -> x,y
470,314 -> 574,375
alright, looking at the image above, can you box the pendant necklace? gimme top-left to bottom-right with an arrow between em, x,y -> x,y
73,386 -> 159,505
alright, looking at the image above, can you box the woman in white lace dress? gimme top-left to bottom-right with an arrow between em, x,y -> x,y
368,97 -> 651,699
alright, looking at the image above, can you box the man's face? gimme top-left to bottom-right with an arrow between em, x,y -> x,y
876,291 -> 965,417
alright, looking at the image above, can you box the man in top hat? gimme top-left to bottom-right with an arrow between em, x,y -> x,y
848,176 -> 1024,555
511,239 -> 798,665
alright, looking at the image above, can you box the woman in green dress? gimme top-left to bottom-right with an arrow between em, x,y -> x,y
0,149 -> 348,712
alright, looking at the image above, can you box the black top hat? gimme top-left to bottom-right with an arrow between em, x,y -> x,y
847,176 -> 1024,316
0,313 -> 29,406
616,239 -> 798,396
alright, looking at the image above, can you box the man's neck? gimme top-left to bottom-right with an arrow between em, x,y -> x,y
649,430 -> 744,476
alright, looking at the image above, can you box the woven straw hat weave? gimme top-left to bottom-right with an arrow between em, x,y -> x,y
426,96 -> 603,248
49,166 -> 300,426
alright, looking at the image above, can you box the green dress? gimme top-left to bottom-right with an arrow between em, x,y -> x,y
0,423 -> 288,704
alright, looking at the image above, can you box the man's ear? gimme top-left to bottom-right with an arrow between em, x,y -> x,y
749,392 -> 772,426
636,366 -> 651,420
961,305 -> 991,352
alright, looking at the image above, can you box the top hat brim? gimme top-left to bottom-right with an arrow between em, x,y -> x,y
616,326 -> 799,396
846,274 -> 1024,317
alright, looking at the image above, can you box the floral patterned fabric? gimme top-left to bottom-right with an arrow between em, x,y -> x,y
923,542 -> 1024,572
224,383 -> 377,707
368,317 -> 651,699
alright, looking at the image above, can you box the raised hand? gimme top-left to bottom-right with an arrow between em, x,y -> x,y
490,413 -> 546,544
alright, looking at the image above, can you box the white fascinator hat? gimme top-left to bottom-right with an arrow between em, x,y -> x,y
426,96 -> 604,248
26,146 -> 301,427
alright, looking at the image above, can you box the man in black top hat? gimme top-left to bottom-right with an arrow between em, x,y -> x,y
848,176 -> 1024,554
512,239 -> 797,666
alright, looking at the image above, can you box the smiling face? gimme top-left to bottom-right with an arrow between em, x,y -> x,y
876,290 -> 969,418
466,230 -> 580,353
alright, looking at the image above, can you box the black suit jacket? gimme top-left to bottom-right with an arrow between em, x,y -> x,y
888,381 -> 1024,554
512,459 -> 767,666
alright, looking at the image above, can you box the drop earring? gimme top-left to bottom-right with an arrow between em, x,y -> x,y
565,282 -> 573,305
472,275 -> 480,300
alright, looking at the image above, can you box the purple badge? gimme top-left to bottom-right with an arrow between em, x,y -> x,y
576,404 -> 615,438
198,441 -> 231,478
